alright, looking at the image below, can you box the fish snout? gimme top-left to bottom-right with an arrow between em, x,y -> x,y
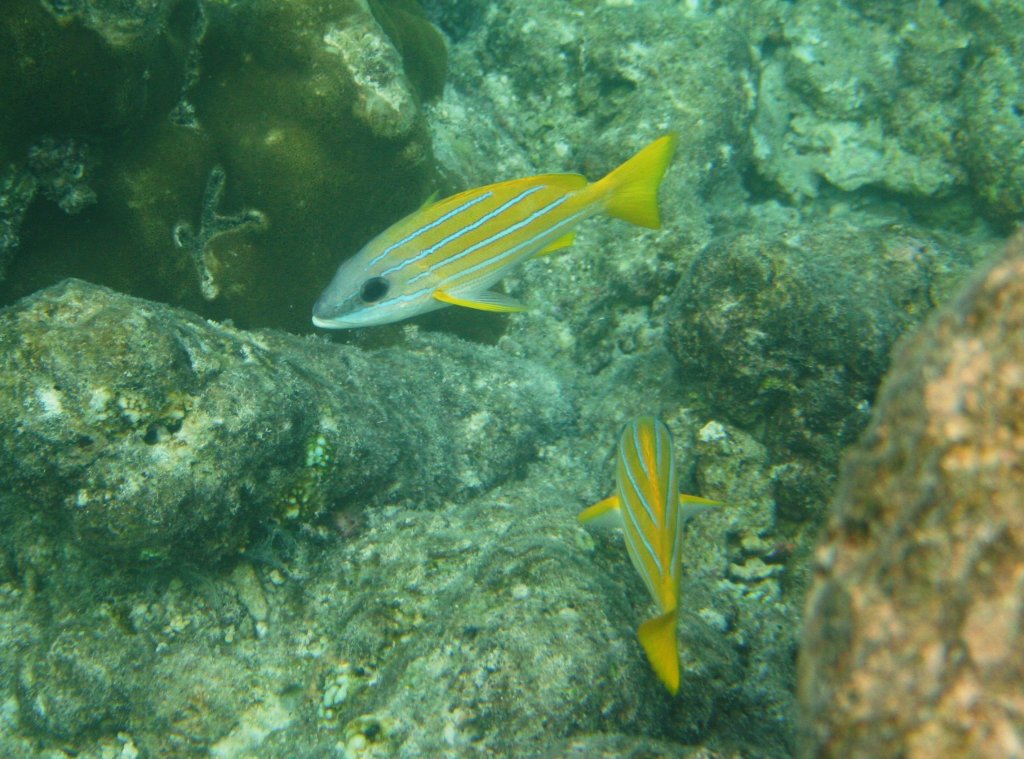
312,286 -> 354,329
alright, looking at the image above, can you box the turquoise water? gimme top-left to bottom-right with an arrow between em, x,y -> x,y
0,1 -> 1017,756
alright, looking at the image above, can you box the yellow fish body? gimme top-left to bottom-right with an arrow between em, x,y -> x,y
579,416 -> 720,694
312,135 -> 677,329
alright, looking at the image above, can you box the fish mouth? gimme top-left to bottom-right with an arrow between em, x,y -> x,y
312,309 -> 390,329
312,290 -> 358,329
311,303 -> 353,329
311,314 -> 348,329
312,304 -> 364,329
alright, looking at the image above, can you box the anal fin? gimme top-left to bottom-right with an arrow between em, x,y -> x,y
677,493 -> 723,521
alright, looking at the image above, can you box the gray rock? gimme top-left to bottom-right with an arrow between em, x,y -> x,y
749,0 -> 966,201
961,47 -> 1024,222
666,221 -> 978,471
293,495 -> 672,757
798,233 -> 1024,758
0,437 -> 736,756
0,289 -> 756,755
0,279 -> 573,565
534,732 -> 708,758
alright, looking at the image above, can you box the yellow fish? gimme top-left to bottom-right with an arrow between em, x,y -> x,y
579,416 -> 721,694
312,134 -> 677,328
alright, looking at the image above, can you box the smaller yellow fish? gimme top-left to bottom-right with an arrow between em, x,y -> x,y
579,416 -> 721,694
312,134 -> 677,329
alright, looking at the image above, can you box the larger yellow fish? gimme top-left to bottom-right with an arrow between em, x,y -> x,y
579,416 -> 721,694
312,135 -> 677,329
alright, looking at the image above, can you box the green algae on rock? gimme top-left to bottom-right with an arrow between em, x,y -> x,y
961,48 -> 1024,224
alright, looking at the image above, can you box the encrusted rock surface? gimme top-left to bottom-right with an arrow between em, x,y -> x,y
0,277 -> 786,757
0,279 -> 572,564
665,219 -> 982,527
798,234 -> 1024,757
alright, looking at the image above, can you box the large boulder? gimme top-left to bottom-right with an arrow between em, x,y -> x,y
798,234 -> 1024,757
0,279 -> 572,566
665,220 -> 979,525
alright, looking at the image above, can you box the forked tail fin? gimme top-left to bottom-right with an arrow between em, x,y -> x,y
637,606 -> 680,694
596,134 -> 677,229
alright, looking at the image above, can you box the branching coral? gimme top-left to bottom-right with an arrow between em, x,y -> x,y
173,165 -> 265,301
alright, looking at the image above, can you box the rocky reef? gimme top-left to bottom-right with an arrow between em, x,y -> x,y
0,0 -> 1020,757
0,279 -> 728,756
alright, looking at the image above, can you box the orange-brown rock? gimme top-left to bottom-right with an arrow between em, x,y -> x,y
798,233 -> 1024,758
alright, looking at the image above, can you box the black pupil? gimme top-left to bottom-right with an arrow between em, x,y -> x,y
360,277 -> 389,302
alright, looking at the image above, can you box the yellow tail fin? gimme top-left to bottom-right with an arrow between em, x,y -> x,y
637,606 -> 680,694
596,134 -> 677,229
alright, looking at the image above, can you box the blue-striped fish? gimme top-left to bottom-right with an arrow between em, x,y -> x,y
579,416 -> 721,694
312,135 -> 677,329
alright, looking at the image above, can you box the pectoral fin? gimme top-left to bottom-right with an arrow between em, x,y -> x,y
536,231 -> 576,256
677,493 -> 723,522
417,190 -> 440,210
577,495 -> 622,529
433,289 -> 526,313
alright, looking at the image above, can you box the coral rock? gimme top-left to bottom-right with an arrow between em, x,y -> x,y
798,234 -> 1024,758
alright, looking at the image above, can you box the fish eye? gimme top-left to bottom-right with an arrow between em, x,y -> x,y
359,277 -> 390,303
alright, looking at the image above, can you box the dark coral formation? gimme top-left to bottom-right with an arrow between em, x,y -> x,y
0,0 -> 447,331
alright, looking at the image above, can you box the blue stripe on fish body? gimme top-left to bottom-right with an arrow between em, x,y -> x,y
619,419 -> 674,607
407,191 -> 571,285
430,204 -> 592,293
367,191 -> 494,271
380,186 -> 544,279
313,135 -> 677,329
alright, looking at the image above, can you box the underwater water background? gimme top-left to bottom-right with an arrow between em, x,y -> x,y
1,0 -> 1022,757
